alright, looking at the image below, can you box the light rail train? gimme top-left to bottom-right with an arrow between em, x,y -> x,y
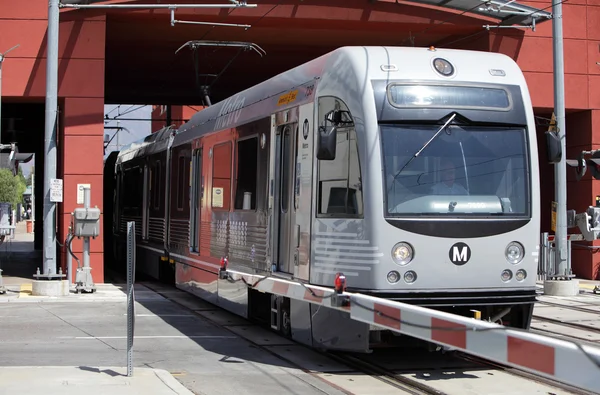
105,46 -> 546,353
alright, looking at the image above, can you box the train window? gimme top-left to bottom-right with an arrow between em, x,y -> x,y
123,166 -> 143,211
234,137 -> 258,210
387,84 -> 511,111
317,96 -> 363,217
153,161 -> 161,210
212,142 -> 232,210
176,155 -> 186,210
382,124 -> 529,216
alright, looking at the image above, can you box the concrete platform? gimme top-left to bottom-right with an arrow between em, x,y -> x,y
0,366 -> 194,395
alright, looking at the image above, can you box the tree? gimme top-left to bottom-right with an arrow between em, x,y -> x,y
26,166 -> 34,186
0,169 -> 21,207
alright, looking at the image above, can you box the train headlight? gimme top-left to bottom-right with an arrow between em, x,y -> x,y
501,269 -> 513,282
391,242 -> 413,266
387,271 -> 400,284
404,271 -> 417,284
505,241 -> 524,264
515,269 -> 527,281
432,58 -> 454,77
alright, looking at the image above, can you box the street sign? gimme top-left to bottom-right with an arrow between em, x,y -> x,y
50,178 -> 63,203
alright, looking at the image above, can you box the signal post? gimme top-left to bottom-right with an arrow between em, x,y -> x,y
543,143 -> 600,295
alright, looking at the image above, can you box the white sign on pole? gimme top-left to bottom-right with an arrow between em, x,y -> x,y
77,184 -> 91,204
50,178 -> 63,203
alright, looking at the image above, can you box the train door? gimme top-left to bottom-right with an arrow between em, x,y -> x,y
273,114 -> 299,274
142,163 -> 150,240
190,146 -> 202,253
294,103 -> 315,281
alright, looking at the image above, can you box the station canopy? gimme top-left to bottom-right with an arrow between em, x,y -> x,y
59,0 -> 553,104
386,0 -> 552,27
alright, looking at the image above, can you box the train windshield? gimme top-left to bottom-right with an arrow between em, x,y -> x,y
381,124 -> 529,217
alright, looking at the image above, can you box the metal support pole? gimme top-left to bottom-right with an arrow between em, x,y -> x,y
66,230 -> 72,287
82,187 -> 90,271
551,0 -> 571,281
43,0 -> 59,278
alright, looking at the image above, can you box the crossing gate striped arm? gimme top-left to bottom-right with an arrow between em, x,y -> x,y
222,269 -> 600,394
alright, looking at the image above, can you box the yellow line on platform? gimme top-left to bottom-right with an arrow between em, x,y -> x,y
579,283 -> 598,290
19,283 -> 32,297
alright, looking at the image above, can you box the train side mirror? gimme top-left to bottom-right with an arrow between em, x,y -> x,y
317,125 -> 337,160
545,131 -> 562,164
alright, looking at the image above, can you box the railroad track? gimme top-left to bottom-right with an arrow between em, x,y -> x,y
456,352 -> 596,395
532,300 -> 600,345
139,279 -> 449,394
537,300 -> 600,315
130,278 -> 588,395
324,352 -> 449,395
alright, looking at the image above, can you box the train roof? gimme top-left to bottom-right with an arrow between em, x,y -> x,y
115,45 -> 525,163
115,125 -> 176,164
170,46 -> 523,147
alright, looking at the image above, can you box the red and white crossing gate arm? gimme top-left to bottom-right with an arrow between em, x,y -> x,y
223,269 -> 600,393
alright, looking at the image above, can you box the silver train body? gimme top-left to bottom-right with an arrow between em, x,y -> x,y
109,46 -> 540,352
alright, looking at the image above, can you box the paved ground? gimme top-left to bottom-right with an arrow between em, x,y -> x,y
0,366 -> 194,395
0,282 -> 587,395
0,284 -> 352,395
0,222 -> 598,394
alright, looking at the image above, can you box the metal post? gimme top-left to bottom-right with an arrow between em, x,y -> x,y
31,165 -> 35,222
43,0 -> 59,278
82,187 -> 90,272
544,0 -> 578,296
552,0 -> 568,279
126,221 -> 136,377
66,230 -> 72,288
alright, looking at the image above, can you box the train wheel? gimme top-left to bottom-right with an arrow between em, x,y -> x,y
281,304 -> 291,338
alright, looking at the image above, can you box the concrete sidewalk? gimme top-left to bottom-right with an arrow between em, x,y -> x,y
0,366 -> 195,395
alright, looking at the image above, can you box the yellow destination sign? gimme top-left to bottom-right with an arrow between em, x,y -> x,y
278,90 -> 298,106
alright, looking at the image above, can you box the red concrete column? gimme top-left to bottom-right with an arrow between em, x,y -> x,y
61,98 -> 105,283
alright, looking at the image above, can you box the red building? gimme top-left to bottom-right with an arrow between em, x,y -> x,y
1,0 -> 599,281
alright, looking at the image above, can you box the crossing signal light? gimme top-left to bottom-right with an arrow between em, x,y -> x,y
0,143 -> 33,176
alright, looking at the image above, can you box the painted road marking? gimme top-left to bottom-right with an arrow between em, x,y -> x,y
122,314 -> 195,317
19,283 -> 31,297
69,335 -> 237,340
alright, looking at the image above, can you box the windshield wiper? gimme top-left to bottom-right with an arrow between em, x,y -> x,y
388,113 -> 457,190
